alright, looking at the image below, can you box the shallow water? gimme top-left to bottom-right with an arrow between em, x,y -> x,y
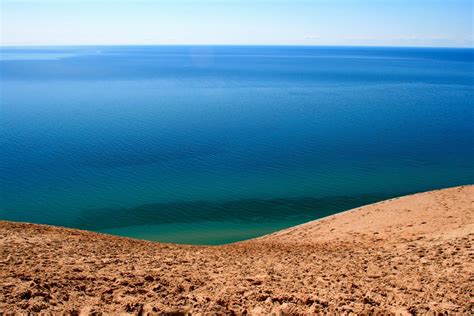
1,46 -> 473,244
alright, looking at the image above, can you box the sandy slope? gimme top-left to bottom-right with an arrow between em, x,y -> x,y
0,185 -> 473,314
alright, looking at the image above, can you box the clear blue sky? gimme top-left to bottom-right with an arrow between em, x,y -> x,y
1,0 -> 472,47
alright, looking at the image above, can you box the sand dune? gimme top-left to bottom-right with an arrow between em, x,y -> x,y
1,185 -> 473,314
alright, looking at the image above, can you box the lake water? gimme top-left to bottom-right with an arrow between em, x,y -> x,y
1,46 -> 473,244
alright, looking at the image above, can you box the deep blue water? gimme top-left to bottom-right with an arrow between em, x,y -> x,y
1,46 -> 473,244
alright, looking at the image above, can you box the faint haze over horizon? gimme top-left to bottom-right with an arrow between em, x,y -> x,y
1,0 -> 473,48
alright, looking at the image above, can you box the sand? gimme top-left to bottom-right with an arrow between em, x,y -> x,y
1,185 -> 473,314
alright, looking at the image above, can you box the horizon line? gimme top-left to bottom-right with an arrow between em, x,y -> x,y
1,43 -> 473,50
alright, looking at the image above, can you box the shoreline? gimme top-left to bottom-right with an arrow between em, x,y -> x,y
1,185 -> 473,313
2,185 -> 462,247
254,184 -> 472,243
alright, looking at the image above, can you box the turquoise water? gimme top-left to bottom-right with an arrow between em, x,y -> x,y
1,46 -> 473,244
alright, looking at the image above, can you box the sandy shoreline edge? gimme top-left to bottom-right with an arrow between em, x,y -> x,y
1,185 -> 473,314
1,185 -> 465,246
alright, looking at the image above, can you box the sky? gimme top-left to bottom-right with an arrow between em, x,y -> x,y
0,0 -> 473,47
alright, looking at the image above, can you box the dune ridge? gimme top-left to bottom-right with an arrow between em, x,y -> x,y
1,185 -> 473,314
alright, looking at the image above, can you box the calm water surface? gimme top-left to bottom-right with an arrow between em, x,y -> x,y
1,46 -> 473,244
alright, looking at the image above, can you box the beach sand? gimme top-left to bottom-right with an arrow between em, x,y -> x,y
1,185 -> 473,314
